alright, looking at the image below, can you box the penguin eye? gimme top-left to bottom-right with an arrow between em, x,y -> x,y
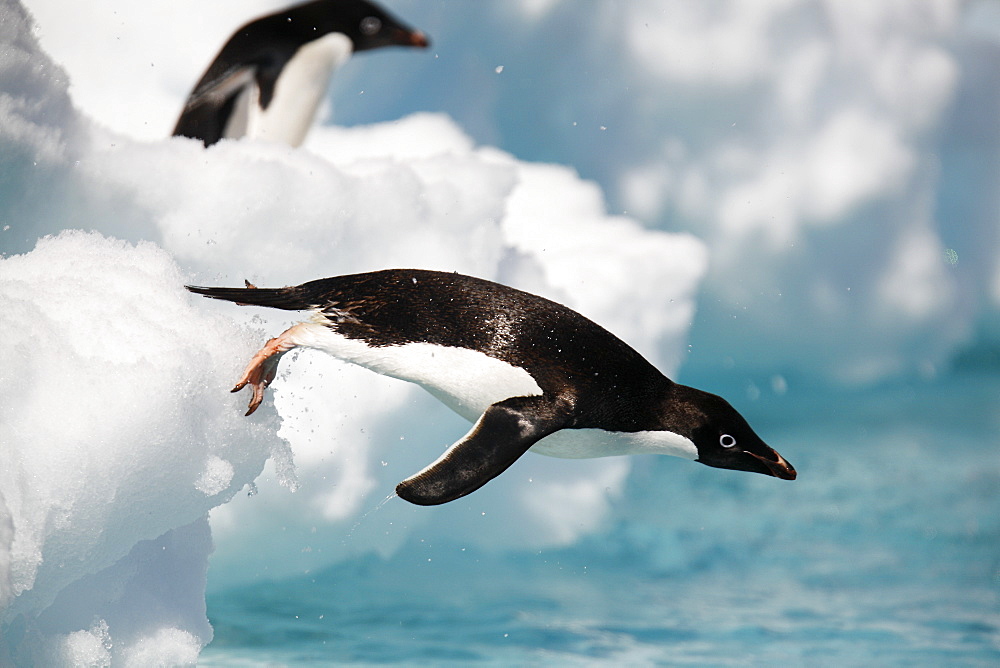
360,16 -> 382,35
719,434 -> 737,448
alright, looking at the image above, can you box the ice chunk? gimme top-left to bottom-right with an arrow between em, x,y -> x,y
0,232 -> 279,663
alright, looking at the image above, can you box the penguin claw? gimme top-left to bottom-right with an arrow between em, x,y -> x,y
245,386 -> 265,416
231,327 -> 303,415
233,356 -> 278,416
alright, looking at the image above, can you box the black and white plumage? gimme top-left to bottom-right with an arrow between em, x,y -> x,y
173,0 -> 429,147
187,270 -> 796,506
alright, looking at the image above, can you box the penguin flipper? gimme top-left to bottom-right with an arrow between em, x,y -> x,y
173,66 -> 255,146
396,395 -> 569,506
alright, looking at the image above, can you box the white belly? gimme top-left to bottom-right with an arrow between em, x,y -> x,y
289,322 -> 543,422
227,32 -> 353,147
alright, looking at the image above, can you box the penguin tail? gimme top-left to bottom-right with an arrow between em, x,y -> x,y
185,281 -> 315,311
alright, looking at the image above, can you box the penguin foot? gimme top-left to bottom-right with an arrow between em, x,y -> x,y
232,324 -> 306,415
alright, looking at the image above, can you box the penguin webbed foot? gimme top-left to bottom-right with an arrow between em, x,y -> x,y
232,341 -> 282,416
232,324 -> 305,415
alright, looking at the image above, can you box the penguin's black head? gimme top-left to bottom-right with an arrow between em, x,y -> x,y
671,385 -> 796,480
311,0 -> 430,52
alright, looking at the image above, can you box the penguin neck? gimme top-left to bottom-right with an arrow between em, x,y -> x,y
658,383 -> 712,439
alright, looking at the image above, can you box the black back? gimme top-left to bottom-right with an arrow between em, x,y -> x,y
188,269 -> 675,431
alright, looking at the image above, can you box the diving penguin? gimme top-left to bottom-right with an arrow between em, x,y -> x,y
172,0 -> 429,147
187,270 -> 796,506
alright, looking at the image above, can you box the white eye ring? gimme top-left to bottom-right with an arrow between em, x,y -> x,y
360,16 -> 382,35
720,434 -> 737,448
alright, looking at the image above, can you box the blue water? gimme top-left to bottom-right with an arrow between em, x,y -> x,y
200,372 -> 1000,665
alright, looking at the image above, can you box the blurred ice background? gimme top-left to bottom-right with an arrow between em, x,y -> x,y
2,0 -> 999,664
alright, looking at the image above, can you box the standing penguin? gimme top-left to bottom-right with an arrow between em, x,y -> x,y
172,0 -> 429,147
187,270 -> 796,506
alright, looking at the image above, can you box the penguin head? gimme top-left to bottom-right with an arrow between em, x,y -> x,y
317,0 -> 430,52
671,385 -> 796,480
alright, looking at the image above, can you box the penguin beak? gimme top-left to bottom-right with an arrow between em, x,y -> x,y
395,29 -> 430,48
747,449 -> 797,480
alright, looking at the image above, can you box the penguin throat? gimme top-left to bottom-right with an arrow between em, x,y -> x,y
531,429 -> 698,460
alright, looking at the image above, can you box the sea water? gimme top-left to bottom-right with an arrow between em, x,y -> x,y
199,372 -> 1000,665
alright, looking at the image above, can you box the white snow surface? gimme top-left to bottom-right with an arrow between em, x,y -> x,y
0,231 -> 286,664
1,1 -> 708,664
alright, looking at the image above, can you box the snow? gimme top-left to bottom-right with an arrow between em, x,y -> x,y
0,231 -> 284,663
